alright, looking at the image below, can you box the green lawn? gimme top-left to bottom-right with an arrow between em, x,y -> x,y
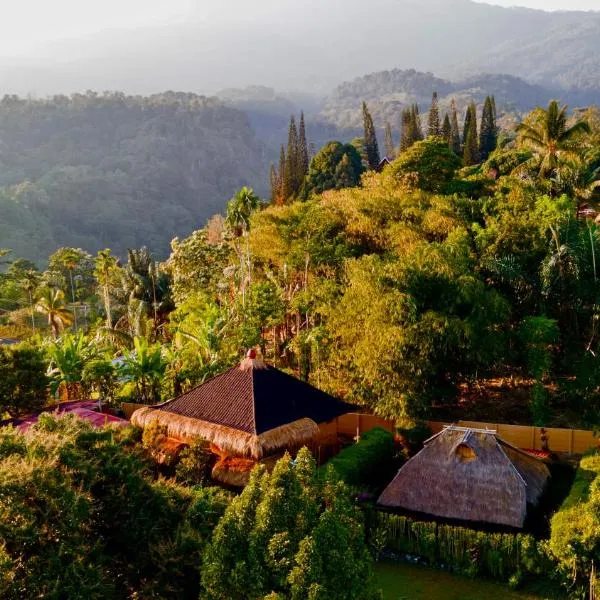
375,561 -> 561,600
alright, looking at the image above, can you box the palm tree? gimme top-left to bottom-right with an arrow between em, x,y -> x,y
94,249 -> 118,328
21,269 -> 40,334
225,187 -> 261,303
118,337 -> 166,404
515,101 -> 591,188
58,248 -> 82,330
35,287 -> 74,338
45,331 -> 95,400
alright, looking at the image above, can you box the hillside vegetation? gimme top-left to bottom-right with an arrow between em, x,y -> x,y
0,92 -> 266,261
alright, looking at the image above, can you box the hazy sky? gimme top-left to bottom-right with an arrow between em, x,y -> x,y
0,0 -> 597,57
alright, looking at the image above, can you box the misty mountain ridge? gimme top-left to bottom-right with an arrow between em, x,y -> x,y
1,0 -> 599,97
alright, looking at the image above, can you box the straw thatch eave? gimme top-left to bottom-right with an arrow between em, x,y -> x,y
131,406 -> 319,460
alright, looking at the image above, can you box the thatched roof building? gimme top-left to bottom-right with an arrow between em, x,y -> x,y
131,351 -> 355,460
377,426 -> 550,529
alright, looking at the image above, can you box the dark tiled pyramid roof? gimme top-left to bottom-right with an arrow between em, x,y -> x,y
156,362 -> 355,435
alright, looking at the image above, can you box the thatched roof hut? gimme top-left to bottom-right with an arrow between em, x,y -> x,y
131,351 -> 355,460
377,426 -> 550,529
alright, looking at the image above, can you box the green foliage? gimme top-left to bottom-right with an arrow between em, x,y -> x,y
175,441 -> 213,486
118,337 -> 167,403
304,141 -> 364,196
0,92 -> 266,260
549,451 -> 600,594
0,344 -> 48,416
320,428 -> 395,487
389,138 -> 461,193
202,448 -> 379,600
362,102 -> 381,171
0,415 -> 218,599
375,512 -> 551,583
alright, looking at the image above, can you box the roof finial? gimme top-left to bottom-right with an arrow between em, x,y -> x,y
240,347 -> 266,370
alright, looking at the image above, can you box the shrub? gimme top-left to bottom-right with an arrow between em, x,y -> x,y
176,440 -> 213,486
375,512 -> 551,583
549,451 -> 600,592
321,427 -> 395,487
388,138 -> 461,193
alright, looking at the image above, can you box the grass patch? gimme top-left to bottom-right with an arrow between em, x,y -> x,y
375,561 -> 562,600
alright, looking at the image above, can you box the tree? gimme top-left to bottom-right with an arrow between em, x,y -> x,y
362,102 -> 380,170
269,163 -> 279,205
389,137 -> 461,192
410,104 -> 424,144
515,100 -> 591,183
304,142 -> 364,196
118,336 -> 166,403
479,96 -> 498,161
94,249 -> 118,329
19,268 -> 41,334
201,449 -> 378,600
463,103 -> 480,166
441,113 -> 452,147
298,112 -> 310,180
35,287 -> 73,337
427,91 -> 440,137
384,121 -> 395,159
277,145 -> 286,205
449,98 -> 461,155
45,331 -> 96,401
399,108 -> 411,152
0,344 -> 47,416
462,104 -> 472,148
284,116 -> 300,199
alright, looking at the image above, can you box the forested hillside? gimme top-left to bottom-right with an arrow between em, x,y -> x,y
0,92 -> 267,261
320,70 -> 583,131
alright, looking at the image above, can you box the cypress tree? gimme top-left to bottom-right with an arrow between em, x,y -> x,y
384,121 -> 395,158
362,101 -> 380,170
278,145 -> 286,203
427,92 -> 441,137
479,96 -> 498,161
285,116 -> 299,198
462,105 -> 472,148
412,104 -> 424,142
400,108 -> 411,152
441,113 -> 452,147
450,99 -> 461,155
269,163 -> 278,205
463,103 -> 480,166
298,112 -> 309,179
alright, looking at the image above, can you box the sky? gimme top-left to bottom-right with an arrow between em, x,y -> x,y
0,0 -> 597,58
474,0 -> 600,9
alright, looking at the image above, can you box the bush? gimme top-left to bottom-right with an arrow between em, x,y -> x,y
0,415 -> 218,599
388,138 -> 461,193
375,512 -> 551,583
321,427 -> 395,487
176,441 -> 213,486
549,450 -> 600,593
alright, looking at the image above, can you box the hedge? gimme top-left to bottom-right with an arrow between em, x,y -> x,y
549,450 -> 600,591
321,427 -> 395,487
374,512 -> 550,584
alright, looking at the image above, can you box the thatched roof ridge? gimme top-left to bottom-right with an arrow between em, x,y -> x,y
377,426 -> 550,529
152,360 -> 355,435
131,406 -> 319,460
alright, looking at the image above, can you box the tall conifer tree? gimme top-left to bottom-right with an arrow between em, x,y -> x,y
450,99 -> 461,155
298,112 -> 309,179
285,116 -> 299,198
269,164 -> 278,205
441,113 -> 452,147
412,104 -> 424,141
463,103 -> 480,166
278,145 -> 286,203
362,102 -> 380,170
384,121 -> 395,158
479,96 -> 498,161
427,92 -> 441,137
400,108 -> 411,152
462,106 -> 472,148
